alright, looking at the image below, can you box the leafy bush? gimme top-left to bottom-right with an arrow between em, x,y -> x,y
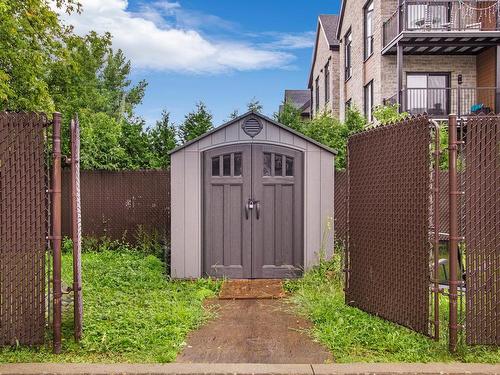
302,108 -> 366,170
275,100 -> 305,132
372,104 -> 409,125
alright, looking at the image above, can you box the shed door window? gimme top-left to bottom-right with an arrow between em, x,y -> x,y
212,152 -> 242,177
263,152 -> 294,177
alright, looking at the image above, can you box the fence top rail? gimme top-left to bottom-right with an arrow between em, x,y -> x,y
349,114 -> 431,139
0,111 -> 50,126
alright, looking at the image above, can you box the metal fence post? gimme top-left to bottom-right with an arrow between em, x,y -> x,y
431,120 -> 441,341
71,116 -> 83,342
448,114 -> 459,352
51,112 -> 62,354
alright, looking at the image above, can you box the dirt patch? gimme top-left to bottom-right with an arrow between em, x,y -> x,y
219,279 -> 286,299
176,299 -> 332,364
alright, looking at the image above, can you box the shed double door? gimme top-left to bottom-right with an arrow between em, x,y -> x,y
203,144 -> 303,279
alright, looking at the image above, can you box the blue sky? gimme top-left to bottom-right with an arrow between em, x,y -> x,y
60,0 -> 342,126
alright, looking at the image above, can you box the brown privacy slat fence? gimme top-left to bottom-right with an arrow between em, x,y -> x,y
464,115 -> 500,345
336,170 -> 457,243
334,171 -> 348,243
61,170 -> 170,242
345,115 -> 434,336
0,112 -> 49,346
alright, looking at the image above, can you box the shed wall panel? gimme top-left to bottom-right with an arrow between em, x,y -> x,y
184,151 -> 201,278
320,150 -> 335,258
170,150 -> 185,277
304,149 -> 322,269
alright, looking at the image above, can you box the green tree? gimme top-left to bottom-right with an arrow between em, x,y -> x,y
119,119 -> 152,169
0,0 -> 81,111
228,109 -> 239,120
247,98 -> 263,113
179,102 -> 213,143
301,108 -> 365,170
48,32 -> 147,120
148,110 -> 178,168
78,110 -> 127,170
47,31 -> 150,169
275,101 -> 304,132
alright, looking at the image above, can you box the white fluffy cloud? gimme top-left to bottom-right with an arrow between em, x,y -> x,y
57,0 -> 297,74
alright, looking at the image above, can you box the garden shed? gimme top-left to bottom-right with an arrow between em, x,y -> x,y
170,111 -> 336,279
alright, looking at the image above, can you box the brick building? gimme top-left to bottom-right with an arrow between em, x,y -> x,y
336,0 -> 500,121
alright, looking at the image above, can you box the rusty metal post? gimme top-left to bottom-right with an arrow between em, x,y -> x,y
51,112 -> 62,354
448,114 -> 459,352
71,116 -> 83,341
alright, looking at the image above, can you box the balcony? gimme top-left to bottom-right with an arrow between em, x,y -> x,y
384,87 -> 500,118
383,1 -> 500,55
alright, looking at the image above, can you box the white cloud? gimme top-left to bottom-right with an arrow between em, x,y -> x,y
57,0 -> 294,74
264,31 -> 316,50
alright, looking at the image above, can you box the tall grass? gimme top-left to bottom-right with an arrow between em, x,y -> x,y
0,244 -> 220,363
285,255 -> 500,363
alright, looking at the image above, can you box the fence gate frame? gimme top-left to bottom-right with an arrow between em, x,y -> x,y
0,112 -> 52,347
345,115 -> 443,340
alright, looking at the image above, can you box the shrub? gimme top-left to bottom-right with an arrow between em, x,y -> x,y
372,104 -> 409,125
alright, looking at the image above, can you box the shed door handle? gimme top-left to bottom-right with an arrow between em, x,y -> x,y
245,199 -> 252,220
255,201 -> 261,220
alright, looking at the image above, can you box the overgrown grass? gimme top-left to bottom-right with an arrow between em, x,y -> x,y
284,254 -> 500,363
0,245 -> 220,363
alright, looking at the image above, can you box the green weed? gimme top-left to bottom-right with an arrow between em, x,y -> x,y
0,247 -> 220,363
286,257 -> 500,363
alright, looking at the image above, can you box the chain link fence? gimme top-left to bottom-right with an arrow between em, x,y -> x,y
61,170 -> 170,243
463,115 -> 500,346
0,112 -> 50,346
346,115 -> 437,337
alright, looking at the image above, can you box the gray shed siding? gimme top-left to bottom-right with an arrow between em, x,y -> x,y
171,115 -> 335,278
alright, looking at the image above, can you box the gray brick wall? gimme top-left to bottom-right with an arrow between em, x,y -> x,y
338,0 -> 479,121
382,55 -> 477,102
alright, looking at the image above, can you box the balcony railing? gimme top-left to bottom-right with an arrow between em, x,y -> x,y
383,0 -> 500,46
386,87 -> 499,117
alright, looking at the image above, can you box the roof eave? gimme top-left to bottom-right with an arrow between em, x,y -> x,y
336,0 -> 346,40
169,111 -> 338,156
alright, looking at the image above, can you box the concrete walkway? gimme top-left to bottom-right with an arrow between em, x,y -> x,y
1,363 -> 500,375
175,299 -> 332,364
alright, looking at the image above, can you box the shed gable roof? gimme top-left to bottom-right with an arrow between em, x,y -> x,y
169,111 -> 337,155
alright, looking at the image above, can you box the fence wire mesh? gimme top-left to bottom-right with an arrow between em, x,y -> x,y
0,112 -> 49,346
464,115 -> 500,345
61,170 -> 171,243
334,170 -> 348,243
346,115 -> 434,336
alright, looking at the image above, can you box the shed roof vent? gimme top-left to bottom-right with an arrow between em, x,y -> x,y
242,117 -> 263,138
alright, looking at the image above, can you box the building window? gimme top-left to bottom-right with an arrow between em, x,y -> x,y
364,80 -> 374,122
345,99 -> 352,115
324,61 -> 330,104
344,30 -> 352,80
364,1 -> 374,59
315,77 -> 320,112
406,73 -> 449,116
